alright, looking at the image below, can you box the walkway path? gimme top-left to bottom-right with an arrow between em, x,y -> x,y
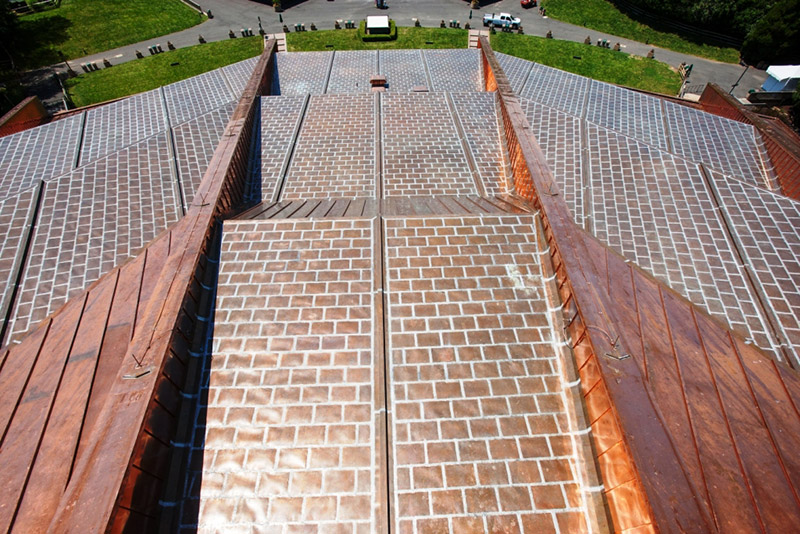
37,0 -> 765,111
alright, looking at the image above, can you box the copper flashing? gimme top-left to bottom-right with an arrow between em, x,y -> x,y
0,231 -> 175,533
0,97 -> 50,138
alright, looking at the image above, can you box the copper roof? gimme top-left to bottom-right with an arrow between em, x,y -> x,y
0,38 -> 798,533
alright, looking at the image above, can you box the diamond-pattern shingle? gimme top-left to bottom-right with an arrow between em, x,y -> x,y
7,133 -> 181,341
173,101 -> 237,206
283,94 -> 376,200
79,89 -> 166,166
586,125 -> 775,350
0,115 -> 82,200
382,92 -> 475,197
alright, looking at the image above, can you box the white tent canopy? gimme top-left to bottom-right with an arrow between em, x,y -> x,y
366,15 -> 390,34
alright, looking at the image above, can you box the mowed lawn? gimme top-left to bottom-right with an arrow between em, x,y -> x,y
64,26 -> 682,108
64,37 -> 263,108
542,0 -> 740,63
491,32 -> 682,95
15,0 -> 205,69
290,27 -> 681,94
287,27 -> 468,51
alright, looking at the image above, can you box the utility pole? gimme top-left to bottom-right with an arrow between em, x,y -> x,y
730,65 -> 750,95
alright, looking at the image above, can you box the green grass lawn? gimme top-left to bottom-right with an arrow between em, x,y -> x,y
14,0 -> 205,69
62,26 -> 680,109
492,32 -> 682,95
287,27 -> 468,51
541,0 -> 739,63
64,37 -> 263,108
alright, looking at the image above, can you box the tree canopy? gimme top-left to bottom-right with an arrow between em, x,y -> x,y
614,0 -> 776,38
741,0 -> 800,65
0,0 -> 19,70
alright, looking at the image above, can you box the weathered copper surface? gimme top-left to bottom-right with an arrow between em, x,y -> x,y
480,35 -> 800,532
0,57 -> 255,348
178,214 -> 604,534
282,94 -> 378,200
0,38 -> 799,534
173,101 -> 238,206
384,215 -> 599,534
0,186 -> 38,341
46,43 -> 276,533
0,232 -> 173,533
698,83 -> 800,200
508,55 -> 798,364
188,218 -> 387,533
6,133 -> 183,342
0,116 -> 82,198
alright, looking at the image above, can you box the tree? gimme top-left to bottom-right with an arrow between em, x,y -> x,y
741,0 -> 800,65
0,0 -> 18,70
613,0 -> 777,39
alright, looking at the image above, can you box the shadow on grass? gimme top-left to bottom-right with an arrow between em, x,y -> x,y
0,72 -> 28,116
258,0 -> 309,9
14,15 -> 72,70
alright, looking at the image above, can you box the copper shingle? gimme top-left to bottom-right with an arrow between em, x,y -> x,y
0,37 -> 799,534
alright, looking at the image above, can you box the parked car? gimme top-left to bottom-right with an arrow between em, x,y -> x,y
483,12 -> 522,28
521,0 -> 537,8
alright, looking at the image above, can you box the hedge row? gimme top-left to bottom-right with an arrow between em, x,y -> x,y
358,19 -> 397,42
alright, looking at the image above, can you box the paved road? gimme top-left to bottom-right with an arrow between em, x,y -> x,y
47,0 -> 765,109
